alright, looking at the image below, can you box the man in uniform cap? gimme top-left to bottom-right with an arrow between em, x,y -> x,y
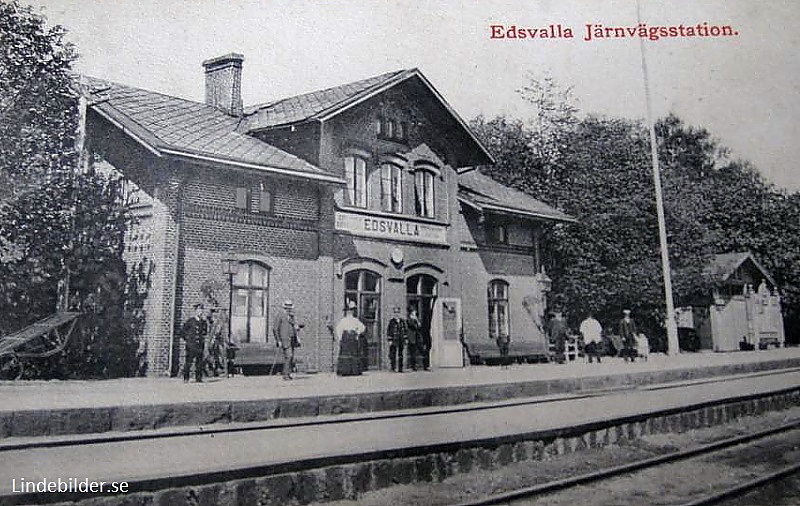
181,303 -> 208,383
387,306 -> 408,372
619,309 -> 638,363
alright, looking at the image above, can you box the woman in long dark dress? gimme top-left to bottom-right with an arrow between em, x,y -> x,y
334,300 -> 366,376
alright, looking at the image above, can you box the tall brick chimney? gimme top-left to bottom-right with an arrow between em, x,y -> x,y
202,53 -> 244,116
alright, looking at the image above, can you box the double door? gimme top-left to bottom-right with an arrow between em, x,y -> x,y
344,271 -> 439,370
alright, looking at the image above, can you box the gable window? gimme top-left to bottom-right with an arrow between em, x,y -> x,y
378,117 -> 408,142
380,163 -> 403,213
414,169 -> 435,218
344,155 -> 367,208
488,280 -> 510,340
230,261 -> 270,343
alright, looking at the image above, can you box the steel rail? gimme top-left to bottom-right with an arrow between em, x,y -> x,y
454,420 -> 800,506
679,462 -> 800,506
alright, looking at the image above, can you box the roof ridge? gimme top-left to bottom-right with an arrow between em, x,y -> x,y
243,68 -> 409,116
82,75 -> 215,110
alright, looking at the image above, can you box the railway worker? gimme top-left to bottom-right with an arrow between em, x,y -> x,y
181,303 -> 208,383
334,300 -> 366,376
549,310 -> 569,364
387,306 -> 408,372
579,312 -> 603,364
618,309 -> 638,362
406,309 -> 421,371
273,300 -> 301,380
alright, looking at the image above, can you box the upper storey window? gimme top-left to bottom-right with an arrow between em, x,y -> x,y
377,117 -> 408,143
414,168 -> 436,218
380,162 -> 403,213
344,155 -> 367,208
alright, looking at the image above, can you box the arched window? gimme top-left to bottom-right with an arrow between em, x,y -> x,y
344,155 -> 367,208
344,270 -> 382,369
488,280 -> 510,340
230,261 -> 270,343
414,170 -> 435,218
380,162 -> 403,213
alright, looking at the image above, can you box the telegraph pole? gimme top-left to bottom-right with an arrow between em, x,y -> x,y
637,0 -> 680,355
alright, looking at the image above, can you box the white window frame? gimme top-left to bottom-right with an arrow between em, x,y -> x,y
345,155 -> 368,208
380,162 -> 403,213
488,279 -> 510,340
414,169 -> 435,218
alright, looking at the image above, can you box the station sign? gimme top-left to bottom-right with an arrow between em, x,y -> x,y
335,211 -> 448,245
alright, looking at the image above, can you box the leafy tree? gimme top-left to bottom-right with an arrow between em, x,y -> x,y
471,78 -> 800,349
0,1 -> 149,378
0,0 -> 77,198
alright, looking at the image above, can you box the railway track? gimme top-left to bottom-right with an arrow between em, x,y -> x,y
455,420 -> 800,506
1,369 -> 797,505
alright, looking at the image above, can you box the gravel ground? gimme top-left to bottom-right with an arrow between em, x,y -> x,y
309,406 -> 800,506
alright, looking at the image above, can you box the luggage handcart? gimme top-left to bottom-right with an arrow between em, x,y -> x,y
0,312 -> 80,380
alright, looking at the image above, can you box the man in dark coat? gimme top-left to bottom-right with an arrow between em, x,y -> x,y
273,300 -> 300,380
387,306 -> 408,372
406,309 -> 421,371
549,311 -> 569,364
619,309 -> 638,362
182,304 -> 208,383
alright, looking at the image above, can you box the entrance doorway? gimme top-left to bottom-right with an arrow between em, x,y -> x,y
406,274 -> 438,367
344,269 -> 382,370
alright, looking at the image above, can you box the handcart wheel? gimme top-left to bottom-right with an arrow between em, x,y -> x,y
0,353 -> 23,380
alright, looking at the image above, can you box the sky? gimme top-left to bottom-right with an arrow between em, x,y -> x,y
26,0 -> 800,192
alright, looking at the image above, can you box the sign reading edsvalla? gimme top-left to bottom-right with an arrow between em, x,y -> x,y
335,211 -> 448,245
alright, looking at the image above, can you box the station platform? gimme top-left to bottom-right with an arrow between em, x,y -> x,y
1,348 -> 800,439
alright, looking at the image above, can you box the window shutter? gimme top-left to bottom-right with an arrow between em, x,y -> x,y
259,191 -> 272,213
235,188 -> 248,209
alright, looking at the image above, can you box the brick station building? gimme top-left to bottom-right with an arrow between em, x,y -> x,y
83,54 -> 573,376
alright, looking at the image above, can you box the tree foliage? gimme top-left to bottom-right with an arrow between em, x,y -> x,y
471,77 -> 800,347
0,0 -> 77,198
0,1 -> 148,378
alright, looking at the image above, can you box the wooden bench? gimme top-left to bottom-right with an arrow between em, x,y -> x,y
232,343 -> 304,376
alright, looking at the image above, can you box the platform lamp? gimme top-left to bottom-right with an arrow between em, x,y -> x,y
222,259 -> 240,343
535,268 -> 552,294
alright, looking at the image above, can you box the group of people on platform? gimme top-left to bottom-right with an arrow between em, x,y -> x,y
181,297 -> 432,381
332,302 -> 431,376
385,306 -> 431,373
181,300 -> 653,382
179,303 -> 231,383
547,308 -> 650,364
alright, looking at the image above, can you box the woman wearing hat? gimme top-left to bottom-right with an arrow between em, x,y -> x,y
334,300 -> 366,376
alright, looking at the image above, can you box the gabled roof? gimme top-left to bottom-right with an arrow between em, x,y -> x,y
82,77 -> 343,184
243,68 -> 494,167
706,252 -> 776,286
457,170 -> 575,223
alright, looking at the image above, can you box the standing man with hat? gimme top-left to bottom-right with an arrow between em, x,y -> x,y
387,306 -> 408,372
181,303 -> 208,383
619,309 -> 638,363
273,299 -> 301,380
